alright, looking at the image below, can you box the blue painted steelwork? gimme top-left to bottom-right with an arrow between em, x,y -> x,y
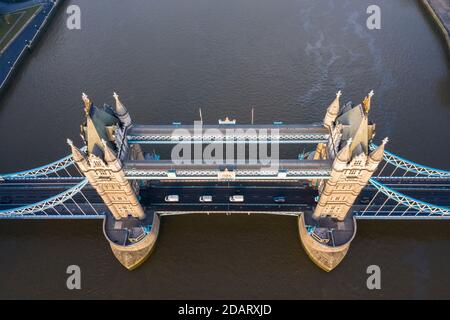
0,178 -> 97,218
353,178 -> 450,218
370,143 -> 450,177
0,147 -> 85,179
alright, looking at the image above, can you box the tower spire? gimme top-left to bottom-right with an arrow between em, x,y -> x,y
337,138 -> 352,163
324,90 -> 342,128
363,90 -> 374,114
113,92 -> 132,127
67,139 -> 86,162
102,139 -> 118,163
369,137 -> 388,162
82,93 -> 92,117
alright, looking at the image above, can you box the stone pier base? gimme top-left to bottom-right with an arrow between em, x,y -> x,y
103,212 -> 160,270
298,213 -> 356,272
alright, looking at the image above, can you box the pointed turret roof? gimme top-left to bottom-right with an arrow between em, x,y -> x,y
327,90 -> 342,115
369,137 -> 388,162
337,138 -> 352,163
67,139 -> 86,162
102,139 -> 118,163
113,92 -> 129,116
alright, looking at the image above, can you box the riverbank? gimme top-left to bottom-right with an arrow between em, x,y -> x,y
0,0 -> 62,93
420,0 -> 450,57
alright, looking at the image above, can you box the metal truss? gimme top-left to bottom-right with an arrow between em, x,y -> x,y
370,143 -> 450,177
0,179 -> 90,217
0,147 -> 86,180
124,169 -> 331,179
367,178 -> 450,216
127,134 -> 329,144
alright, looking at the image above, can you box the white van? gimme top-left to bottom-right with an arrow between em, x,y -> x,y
199,195 -> 213,203
165,195 -> 180,203
229,195 -> 244,203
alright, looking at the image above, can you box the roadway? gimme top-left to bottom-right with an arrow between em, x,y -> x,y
0,178 -> 449,218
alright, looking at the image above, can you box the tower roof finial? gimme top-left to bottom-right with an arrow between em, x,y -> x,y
363,90 -> 374,114
82,92 -> 92,117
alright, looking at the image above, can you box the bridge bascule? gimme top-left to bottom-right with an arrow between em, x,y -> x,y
1,91 -> 449,271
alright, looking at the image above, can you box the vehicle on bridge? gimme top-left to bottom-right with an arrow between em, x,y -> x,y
164,195 -> 179,203
199,195 -> 213,203
229,195 -> 244,203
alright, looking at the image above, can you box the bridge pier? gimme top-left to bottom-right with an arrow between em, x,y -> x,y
298,212 -> 356,271
103,211 -> 160,270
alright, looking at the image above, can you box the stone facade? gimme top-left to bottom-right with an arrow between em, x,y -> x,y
69,139 -> 145,220
68,93 -> 145,220
313,91 -> 387,221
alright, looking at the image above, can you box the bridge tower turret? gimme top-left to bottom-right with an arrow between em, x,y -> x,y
68,93 -> 145,220
314,91 -> 384,221
112,92 -> 144,161
68,93 -> 159,271
323,90 -> 341,129
299,90 -> 387,271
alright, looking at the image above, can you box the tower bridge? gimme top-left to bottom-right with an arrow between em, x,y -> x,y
1,90 -> 449,271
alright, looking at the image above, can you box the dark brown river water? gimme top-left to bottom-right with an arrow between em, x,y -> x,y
0,0 -> 449,299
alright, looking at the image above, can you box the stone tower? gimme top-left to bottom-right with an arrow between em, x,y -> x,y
314,90 -> 386,221
68,93 -> 145,220
313,137 -> 387,220
299,90 -> 387,272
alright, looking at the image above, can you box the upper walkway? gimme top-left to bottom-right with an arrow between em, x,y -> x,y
127,123 -> 329,144
123,159 -> 332,180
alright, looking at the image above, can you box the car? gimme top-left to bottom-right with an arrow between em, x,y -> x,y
199,195 -> 213,203
229,195 -> 244,203
273,196 -> 286,203
360,196 -> 371,204
165,195 -> 180,202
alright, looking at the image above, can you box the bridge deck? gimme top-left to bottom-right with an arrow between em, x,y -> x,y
1,179 -> 449,219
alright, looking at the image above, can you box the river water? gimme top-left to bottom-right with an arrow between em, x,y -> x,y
0,0 -> 449,299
